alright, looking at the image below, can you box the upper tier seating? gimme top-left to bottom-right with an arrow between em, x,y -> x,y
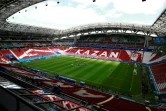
0,43 -> 13,48
77,35 -> 144,49
0,42 -> 52,48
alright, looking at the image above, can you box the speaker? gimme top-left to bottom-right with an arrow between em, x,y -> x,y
142,0 -> 146,2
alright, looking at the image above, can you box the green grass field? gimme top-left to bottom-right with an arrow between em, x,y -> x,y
19,56 -> 141,96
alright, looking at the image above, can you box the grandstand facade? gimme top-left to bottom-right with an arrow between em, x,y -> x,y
0,0 -> 165,111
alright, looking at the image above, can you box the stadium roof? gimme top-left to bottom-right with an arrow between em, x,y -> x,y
0,0 -> 166,39
152,8 -> 166,35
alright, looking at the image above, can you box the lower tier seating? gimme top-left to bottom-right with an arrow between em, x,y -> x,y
150,63 -> 166,93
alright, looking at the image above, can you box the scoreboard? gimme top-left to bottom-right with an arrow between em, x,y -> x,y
153,37 -> 166,44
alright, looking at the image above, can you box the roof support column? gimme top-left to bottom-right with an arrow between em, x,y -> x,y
147,38 -> 149,48
144,36 -> 150,48
144,37 -> 146,48
74,36 -> 77,46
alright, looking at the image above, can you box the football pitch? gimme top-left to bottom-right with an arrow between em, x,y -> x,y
19,56 -> 141,95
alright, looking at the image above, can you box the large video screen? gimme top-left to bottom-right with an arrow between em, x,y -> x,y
152,37 -> 166,44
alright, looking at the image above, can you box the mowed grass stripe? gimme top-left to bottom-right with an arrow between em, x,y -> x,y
49,56 -> 95,74
62,60 -> 108,82
116,64 -> 135,94
19,56 -> 141,95
74,60 -> 107,80
101,63 -> 133,92
33,58 -> 77,73
23,56 -> 75,67
70,59 -> 104,76
29,56 -> 78,73
23,57 -> 76,73
59,59 -> 99,77
85,62 -> 119,83
130,65 -> 141,95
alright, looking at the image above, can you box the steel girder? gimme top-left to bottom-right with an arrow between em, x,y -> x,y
0,0 -> 60,36
58,23 -> 155,37
152,8 -> 166,36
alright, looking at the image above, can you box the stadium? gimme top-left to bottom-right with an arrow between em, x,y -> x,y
0,0 -> 165,111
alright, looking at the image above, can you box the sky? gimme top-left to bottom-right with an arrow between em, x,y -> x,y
7,0 -> 166,30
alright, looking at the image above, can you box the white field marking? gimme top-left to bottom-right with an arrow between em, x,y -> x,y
146,107 -> 152,111
130,72 -> 135,91
107,66 -> 118,77
124,65 -> 129,76
97,96 -> 114,105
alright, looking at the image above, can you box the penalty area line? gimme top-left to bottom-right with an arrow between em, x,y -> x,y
130,73 -> 135,91
107,66 -> 117,77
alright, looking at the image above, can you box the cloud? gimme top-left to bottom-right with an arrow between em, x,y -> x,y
69,0 -> 165,14
71,0 -> 114,8
122,20 -> 152,25
113,0 -> 165,14
9,1 -> 107,29
7,0 -> 166,29
105,9 -> 122,18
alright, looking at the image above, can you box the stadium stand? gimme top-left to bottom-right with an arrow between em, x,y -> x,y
0,45 -> 165,64
77,34 -> 145,49
0,68 -> 90,111
0,63 -> 164,111
12,48 -> 30,59
22,48 -> 40,58
0,52 -> 10,64
0,41 -> 165,110
150,63 -> 166,94
0,1 -> 165,110
0,49 -> 12,55
66,47 -> 144,62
